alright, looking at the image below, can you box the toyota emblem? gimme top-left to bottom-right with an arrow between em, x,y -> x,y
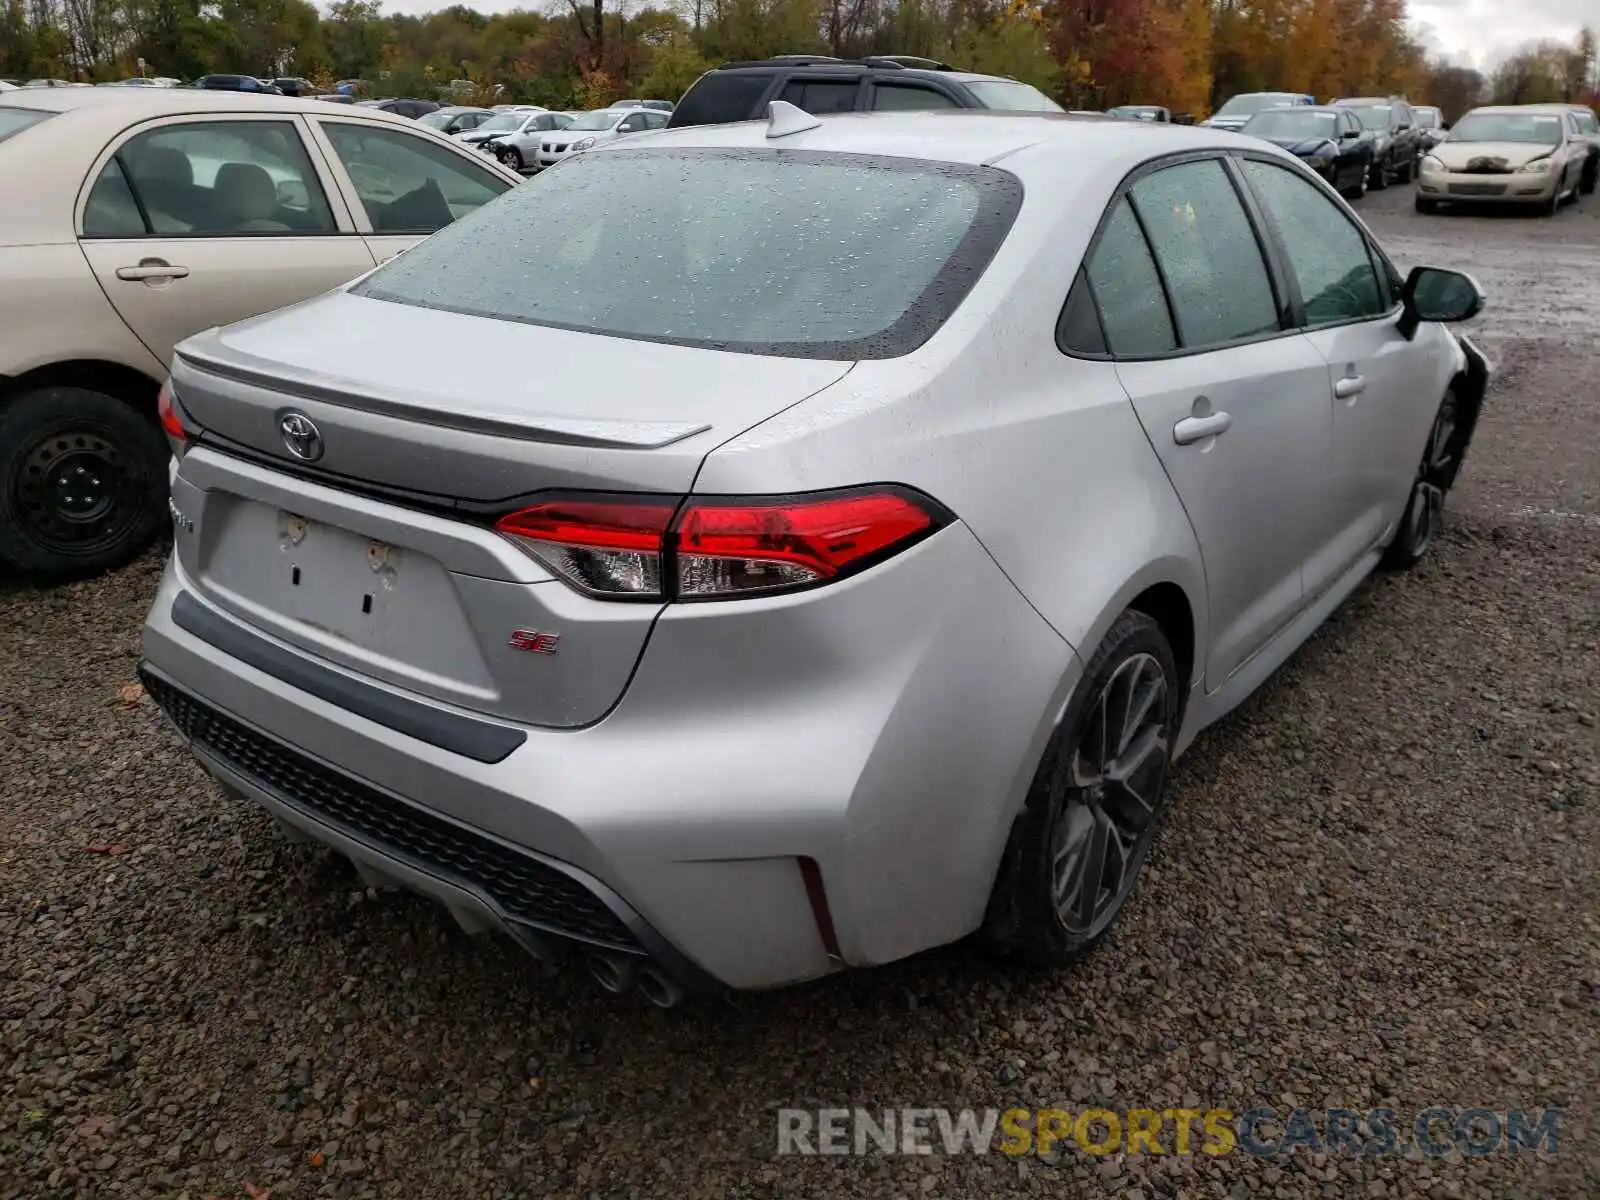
278,411 -> 324,462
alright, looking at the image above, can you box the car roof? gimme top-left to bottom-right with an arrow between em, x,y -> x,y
0,87 -> 417,124
591,108 -> 1262,169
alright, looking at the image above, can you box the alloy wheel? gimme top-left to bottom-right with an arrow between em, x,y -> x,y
1050,652 -> 1172,937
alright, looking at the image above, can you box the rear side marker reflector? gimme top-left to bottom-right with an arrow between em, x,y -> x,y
495,487 -> 950,601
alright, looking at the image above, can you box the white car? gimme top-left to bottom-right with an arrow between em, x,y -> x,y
536,107 -> 669,169
465,110 -> 575,171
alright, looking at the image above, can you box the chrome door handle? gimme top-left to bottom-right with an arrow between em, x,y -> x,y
116,262 -> 189,282
1173,412 -> 1232,445
1334,375 -> 1367,399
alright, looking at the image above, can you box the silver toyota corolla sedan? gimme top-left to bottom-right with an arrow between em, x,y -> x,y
141,105 -> 1490,1004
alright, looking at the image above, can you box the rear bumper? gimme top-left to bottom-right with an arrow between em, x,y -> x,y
141,523 -> 1079,991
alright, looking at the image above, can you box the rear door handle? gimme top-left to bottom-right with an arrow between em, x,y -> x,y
116,260 -> 190,282
1334,374 -> 1367,400
1173,412 -> 1232,445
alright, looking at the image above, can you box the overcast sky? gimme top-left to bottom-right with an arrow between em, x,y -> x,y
378,0 -> 1591,76
1411,0 -> 1591,69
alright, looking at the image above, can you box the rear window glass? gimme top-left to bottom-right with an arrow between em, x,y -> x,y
354,148 -> 1022,360
964,80 -> 1063,113
0,107 -> 54,144
668,73 -> 773,127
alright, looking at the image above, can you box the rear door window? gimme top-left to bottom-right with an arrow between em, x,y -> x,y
870,83 -> 958,111
1080,198 -> 1176,356
669,72 -> 774,126
1128,159 -> 1280,349
778,78 -> 861,115
90,120 -> 337,236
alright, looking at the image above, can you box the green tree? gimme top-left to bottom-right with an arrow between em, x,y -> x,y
638,37 -> 711,99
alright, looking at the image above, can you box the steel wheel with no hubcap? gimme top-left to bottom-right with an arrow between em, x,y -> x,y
14,426 -> 143,559
1050,651 -> 1171,939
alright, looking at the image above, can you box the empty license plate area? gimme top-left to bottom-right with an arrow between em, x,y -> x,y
196,494 -> 496,698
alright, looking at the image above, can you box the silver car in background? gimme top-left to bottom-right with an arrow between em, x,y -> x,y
535,106 -> 668,169
1417,105 -> 1588,214
141,106 -> 1490,1003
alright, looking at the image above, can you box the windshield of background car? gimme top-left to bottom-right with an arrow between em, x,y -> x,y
1415,108 -> 1441,128
0,107 -> 53,143
475,112 -> 526,133
353,148 -> 1023,359
1346,105 -> 1392,131
1244,110 -> 1338,139
964,80 -> 1063,112
1216,94 -> 1295,116
418,111 -> 453,129
1572,110 -> 1598,133
567,109 -> 625,131
1450,112 -> 1562,145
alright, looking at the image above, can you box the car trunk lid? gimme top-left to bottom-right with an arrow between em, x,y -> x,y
166,290 -> 853,729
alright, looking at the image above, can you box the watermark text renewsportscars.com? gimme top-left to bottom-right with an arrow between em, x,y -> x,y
776,1106 -> 1561,1158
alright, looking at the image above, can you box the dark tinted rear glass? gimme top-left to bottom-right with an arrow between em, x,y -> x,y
354,148 -> 1023,360
668,72 -> 774,127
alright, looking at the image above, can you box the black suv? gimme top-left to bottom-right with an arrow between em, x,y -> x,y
666,55 -> 1063,128
1332,96 -> 1424,189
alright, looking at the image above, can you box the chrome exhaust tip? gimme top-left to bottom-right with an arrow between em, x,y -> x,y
635,964 -> 685,1009
587,953 -> 635,995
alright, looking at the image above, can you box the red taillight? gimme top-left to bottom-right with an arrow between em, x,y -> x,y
675,492 -> 937,596
496,498 -> 676,597
156,379 -> 189,454
495,488 -> 947,601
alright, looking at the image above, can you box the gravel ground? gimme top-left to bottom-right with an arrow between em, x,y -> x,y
3,184 -> 1598,1200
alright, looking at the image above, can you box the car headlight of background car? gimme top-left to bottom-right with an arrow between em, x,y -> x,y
1306,152 -> 1333,170
1421,155 -> 1444,173
572,137 -> 596,151
1519,158 -> 1552,174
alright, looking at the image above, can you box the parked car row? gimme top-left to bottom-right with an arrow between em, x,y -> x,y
1212,90 -> 1598,216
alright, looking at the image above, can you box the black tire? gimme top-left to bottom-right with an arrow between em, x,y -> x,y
984,610 -> 1181,966
1415,195 -> 1439,214
499,146 -> 523,171
1382,387 -> 1458,571
1397,154 -> 1413,184
1542,188 -> 1560,217
1370,157 -> 1389,191
0,386 -> 169,579
1343,165 -> 1369,201
1581,156 -> 1597,195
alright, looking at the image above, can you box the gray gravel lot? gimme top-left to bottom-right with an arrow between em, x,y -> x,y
3,185 -> 1598,1200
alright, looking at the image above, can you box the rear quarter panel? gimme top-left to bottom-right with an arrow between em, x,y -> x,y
694,145 -> 1209,703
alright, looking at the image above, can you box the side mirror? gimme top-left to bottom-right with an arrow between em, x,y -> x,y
1398,266 -> 1485,339
1340,129 -> 1359,140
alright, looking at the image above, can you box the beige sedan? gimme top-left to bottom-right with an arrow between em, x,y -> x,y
1415,105 -> 1588,215
0,88 -> 522,578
